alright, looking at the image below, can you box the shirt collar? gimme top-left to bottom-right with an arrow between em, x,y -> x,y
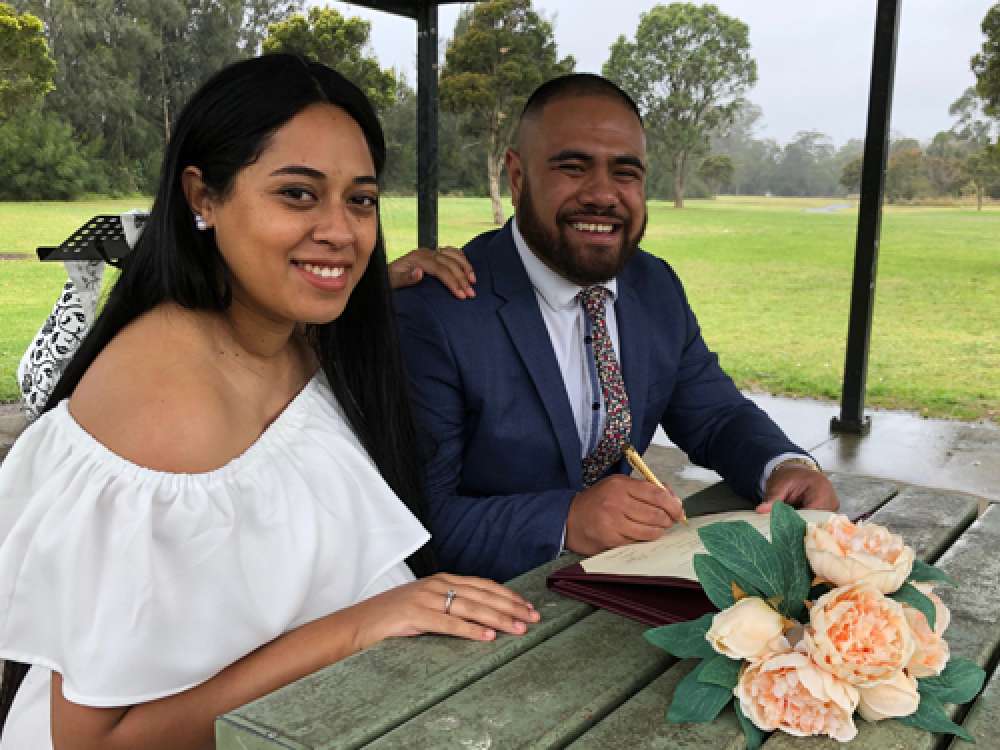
511,218 -> 617,313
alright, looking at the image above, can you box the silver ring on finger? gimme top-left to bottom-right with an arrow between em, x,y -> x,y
443,589 -> 457,614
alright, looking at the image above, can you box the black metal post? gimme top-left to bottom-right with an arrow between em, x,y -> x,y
416,0 -> 439,248
831,0 -> 902,436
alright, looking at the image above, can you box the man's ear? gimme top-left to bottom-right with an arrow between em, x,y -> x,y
180,166 -> 216,228
505,148 -> 523,208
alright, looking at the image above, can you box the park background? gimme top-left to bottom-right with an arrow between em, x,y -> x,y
1,0 -> 998,423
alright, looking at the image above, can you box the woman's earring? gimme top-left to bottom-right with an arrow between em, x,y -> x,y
194,213 -> 209,231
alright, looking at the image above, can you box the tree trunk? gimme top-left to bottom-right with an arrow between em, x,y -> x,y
673,153 -> 686,209
487,126 -> 504,225
159,45 -> 170,144
977,183 -> 984,211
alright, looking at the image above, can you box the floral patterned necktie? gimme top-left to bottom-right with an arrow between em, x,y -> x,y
580,285 -> 632,486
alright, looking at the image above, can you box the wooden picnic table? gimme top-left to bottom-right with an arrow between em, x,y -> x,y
216,474 -> 998,749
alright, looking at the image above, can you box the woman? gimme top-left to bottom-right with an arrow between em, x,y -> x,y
0,54 -> 536,750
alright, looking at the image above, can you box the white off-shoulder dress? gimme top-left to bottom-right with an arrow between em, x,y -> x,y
0,373 -> 430,749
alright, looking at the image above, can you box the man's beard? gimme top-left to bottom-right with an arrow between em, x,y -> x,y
516,177 -> 646,285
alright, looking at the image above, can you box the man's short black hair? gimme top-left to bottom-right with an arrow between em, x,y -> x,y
517,73 -> 643,142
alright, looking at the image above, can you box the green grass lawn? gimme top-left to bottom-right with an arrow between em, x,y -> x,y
1,195 -> 997,422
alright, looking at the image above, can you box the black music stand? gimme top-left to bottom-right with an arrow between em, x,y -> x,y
36,213 -> 148,266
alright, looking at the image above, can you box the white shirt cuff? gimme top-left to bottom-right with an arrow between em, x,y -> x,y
759,452 -> 817,496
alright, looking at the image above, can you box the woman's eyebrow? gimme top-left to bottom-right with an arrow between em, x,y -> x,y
270,165 -> 326,179
269,166 -> 378,185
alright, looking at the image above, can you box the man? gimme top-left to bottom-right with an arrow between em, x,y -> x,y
395,74 -> 838,582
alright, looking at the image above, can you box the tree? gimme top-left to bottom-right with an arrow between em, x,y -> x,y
380,79 -> 423,194
885,145 -> 930,203
0,109 -> 107,198
440,0 -> 574,224
263,7 -> 397,113
771,130 -> 838,197
697,154 -> 733,196
0,2 -> 55,118
972,3 -> 1000,118
950,86 -> 995,147
604,3 -> 756,208
946,86 -> 998,208
839,156 -> 863,194
241,0 -> 300,56
964,144 -> 1000,210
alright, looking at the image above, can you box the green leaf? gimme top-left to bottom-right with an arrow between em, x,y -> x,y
698,521 -> 785,599
908,559 -> 958,587
896,692 -> 973,741
698,653 -> 742,690
644,614 -> 716,659
891,582 -> 937,631
734,701 -> 766,750
693,554 -> 762,611
769,502 -> 811,620
918,658 -> 987,704
667,660 -> 734,724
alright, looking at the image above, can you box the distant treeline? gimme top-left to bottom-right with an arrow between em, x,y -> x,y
2,0 -> 998,205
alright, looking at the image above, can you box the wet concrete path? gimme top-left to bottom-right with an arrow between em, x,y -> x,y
3,394 -> 998,502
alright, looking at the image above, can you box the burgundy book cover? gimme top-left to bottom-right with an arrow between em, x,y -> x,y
546,484 -> 772,626
547,564 -> 716,626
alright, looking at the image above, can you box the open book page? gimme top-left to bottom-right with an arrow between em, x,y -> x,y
580,509 -> 834,579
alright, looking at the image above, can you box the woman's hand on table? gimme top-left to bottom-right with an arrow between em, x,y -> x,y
349,573 -> 539,650
388,247 -> 476,299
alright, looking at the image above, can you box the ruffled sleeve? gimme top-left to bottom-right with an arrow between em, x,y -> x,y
0,377 -> 429,707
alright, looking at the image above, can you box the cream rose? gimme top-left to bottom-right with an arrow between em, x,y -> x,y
706,597 -> 786,661
804,583 -> 915,687
805,515 -> 915,593
904,582 -> 951,678
736,649 -> 859,742
858,669 -> 920,721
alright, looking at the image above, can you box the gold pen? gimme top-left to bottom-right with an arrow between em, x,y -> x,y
624,444 -> 688,525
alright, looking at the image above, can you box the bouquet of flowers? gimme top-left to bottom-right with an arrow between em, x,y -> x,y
645,503 -> 986,747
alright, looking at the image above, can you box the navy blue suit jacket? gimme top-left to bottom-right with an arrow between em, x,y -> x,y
395,222 -> 805,581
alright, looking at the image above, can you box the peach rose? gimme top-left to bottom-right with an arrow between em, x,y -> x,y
904,583 -> 951,678
706,597 -> 786,661
858,669 -> 920,721
736,649 -> 859,742
804,583 -> 915,687
805,515 -> 915,593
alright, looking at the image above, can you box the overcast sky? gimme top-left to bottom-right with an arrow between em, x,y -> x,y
324,0 -> 993,147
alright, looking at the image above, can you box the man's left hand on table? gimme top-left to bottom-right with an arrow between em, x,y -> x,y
757,461 -> 840,514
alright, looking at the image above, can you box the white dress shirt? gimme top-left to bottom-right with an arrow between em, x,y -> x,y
512,220 -> 619,457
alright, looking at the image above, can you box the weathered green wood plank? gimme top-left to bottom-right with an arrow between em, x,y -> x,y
765,503 -> 1000,750
680,473 -> 898,522
364,610 -> 673,749
826,472 -> 899,518
568,660 -> 751,750
865,486 -> 978,563
217,556 -> 592,750
216,717 -> 308,750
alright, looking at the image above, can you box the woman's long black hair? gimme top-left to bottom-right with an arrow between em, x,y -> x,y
0,54 -> 435,733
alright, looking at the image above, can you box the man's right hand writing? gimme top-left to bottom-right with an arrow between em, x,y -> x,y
564,475 -> 685,556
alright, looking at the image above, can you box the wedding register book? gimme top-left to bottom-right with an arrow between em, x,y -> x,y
546,487 -> 833,626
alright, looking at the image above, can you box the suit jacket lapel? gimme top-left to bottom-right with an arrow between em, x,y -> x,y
615,280 -> 650,451
489,225 -> 583,487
